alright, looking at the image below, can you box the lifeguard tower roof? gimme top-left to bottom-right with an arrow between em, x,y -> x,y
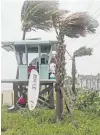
1,40 -> 58,52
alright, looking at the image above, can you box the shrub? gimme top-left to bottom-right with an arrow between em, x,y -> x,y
76,90 -> 100,115
1,105 -> 100,135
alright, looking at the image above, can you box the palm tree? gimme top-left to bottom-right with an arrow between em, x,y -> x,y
52,12 -> 99,120
72,46 -> 93,95
21,1 -> 99,120
21,0 -> 59,39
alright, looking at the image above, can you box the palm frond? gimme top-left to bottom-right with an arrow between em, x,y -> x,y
52,9 -> 69,27
21,0 -> 59,31
62,12 -> 99,38
52,9 -> 69,36
74,46 -> 93,57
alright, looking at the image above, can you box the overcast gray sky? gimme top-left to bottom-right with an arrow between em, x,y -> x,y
1,0 -> 100,89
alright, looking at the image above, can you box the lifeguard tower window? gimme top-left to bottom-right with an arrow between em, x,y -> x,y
28,47 -> 38,53
15,46 -> 26,65
40,45 -> 51,65
46,60 -> 48,64
41,46 -> 51,53
41,58 -> 45,64
39,45 -> 51,79
28,47 -> 39,66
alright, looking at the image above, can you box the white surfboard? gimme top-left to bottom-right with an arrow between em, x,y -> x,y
28,69 -> 39,111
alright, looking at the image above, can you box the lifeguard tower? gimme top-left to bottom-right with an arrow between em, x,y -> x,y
1,40 -> 57,109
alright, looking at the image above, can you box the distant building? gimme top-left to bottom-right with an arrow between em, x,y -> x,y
77,73 -> 100,90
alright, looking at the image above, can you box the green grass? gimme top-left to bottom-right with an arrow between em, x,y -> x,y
1,106 -> 100,135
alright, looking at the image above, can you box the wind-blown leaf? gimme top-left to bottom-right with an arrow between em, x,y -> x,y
52,9 -> 69,27
21,0 -> 59,31
61,12 -> 99,38
74,46 -> 93,57
72,46 -> 93,95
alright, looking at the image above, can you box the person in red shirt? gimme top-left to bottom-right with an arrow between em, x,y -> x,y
28,63 -> 36,78
16,90 -> 27,108
28,63 -> 33,73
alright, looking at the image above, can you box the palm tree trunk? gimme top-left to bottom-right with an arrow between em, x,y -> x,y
21,30 -> 26,63
22,30 -> 26,40
56,90 -> 63,121
18,30 -> 26,65
55,32 -> 66,121
72,56 -> 76,96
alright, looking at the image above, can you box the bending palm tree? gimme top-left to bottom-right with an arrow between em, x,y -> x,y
72,46 -> 93,95
52,11 -> 99,120
21,0 -> 59,38
21,1 -> 99,120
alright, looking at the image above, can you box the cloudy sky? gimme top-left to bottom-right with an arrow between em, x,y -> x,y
1,0 -> 100,89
